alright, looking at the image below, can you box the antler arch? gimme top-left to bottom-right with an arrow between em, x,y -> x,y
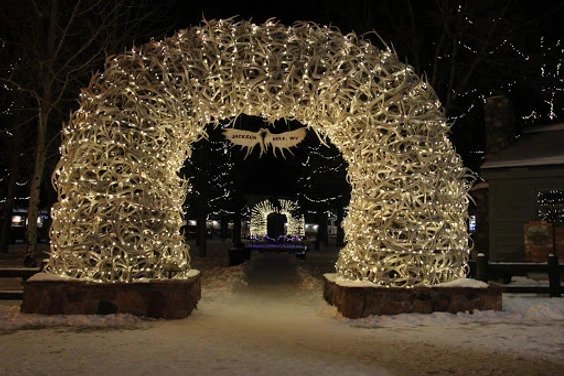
48,18 -> 471,286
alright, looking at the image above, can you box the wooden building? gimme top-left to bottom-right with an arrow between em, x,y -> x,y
481,123 -> 564,261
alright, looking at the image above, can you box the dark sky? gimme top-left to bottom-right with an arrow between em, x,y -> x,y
169,0 -> 563,196
193,116 -> 318,197
169,0 -> 347,31
167,1 -> 359,197
167,0 -> 563,41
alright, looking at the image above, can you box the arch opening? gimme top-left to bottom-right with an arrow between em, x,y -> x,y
249,198 -> 305,242
267,213 -> 287,239
47,18 -> 471,287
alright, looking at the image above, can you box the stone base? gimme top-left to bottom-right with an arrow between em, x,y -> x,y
21,271 -> 201,319
323,274 -> 502,319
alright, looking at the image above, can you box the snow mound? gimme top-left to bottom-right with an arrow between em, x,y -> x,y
324,273 -> 379,287
28,270 -> 200,283
348,295 -> 564,328
325,274 -> 488,289
435,278 -> 488,288
28,272 -> 77,282
0,305 -> 144,331
296,267 -> 323,291
508,275 -> 549,286
200,263 -> 248,298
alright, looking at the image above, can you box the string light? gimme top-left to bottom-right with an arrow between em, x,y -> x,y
537,189 -> 564,222
47,18 -> 471,286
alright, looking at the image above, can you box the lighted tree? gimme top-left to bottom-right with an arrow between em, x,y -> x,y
249,199 -> 304,240
0,43 -> 36,253
182,125 -> 236,255
0,0 -> 173,264
325,0 -> 563,168
297,138 -> 350,247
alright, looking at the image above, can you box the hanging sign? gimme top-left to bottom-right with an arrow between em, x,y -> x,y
223,127 -> 306,158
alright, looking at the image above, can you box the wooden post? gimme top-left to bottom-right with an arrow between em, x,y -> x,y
232,210 -> 242,249
477,252 -> 488,282
322,213 -> 329,248
197,212 -> 207,257
336,209 -> 345,247
547,253 -> 561,298
220,217 -> 228,241
314,210 -> 321,251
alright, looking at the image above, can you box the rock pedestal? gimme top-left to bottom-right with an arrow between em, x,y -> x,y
323,274 -> 502,319
21,271 -> 201,319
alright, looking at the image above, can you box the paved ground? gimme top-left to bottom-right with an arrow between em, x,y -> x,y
0,244 -> 49,292
1,248 -> 562,375
0,240 -> 339,292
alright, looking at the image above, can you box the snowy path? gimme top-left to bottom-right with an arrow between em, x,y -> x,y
1,253 -> 563,375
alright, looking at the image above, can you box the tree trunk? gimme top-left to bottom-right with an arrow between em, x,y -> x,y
323,213 -> 329,248
0,126 -> 22,253
315,210 -> 321,251
220,217 -> 228,241
232,209 -> 242,248
25,106 -> 49,266
25,0 -> 58,267
196,211 -> 207,257
336,209 -> 345,248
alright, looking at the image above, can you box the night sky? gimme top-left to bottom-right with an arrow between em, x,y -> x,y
165,0 -> 563,197
192,116 -> 322,197
3,0 -> 562,205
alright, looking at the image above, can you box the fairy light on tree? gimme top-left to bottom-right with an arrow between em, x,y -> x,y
249,200 -> 276,239
182,127 -> 236,222
47,18 -> 471,286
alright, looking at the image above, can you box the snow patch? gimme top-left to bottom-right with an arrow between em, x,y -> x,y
200,263 -> 248,298
349,295 -> 564,328
0,305 -> 144,331
324,273 -> 380,287
507,275 -> 550,287
27,272 -> 77,282
435,277 -> 488,288
296,267 -> 323,291
324,274 -> 487,289
28,269 -> 200,282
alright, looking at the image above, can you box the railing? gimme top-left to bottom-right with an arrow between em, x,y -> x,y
468,253 -> 562,297
0,267 -> 41,299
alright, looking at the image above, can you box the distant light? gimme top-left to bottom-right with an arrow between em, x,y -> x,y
468,215 -> 477,232
47,18 -> 470,286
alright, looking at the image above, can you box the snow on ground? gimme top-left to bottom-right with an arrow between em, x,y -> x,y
1,250 -> 563,375
325,274 -> 490,289
0,304 -> 143,331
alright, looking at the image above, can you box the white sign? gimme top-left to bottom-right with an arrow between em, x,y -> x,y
223,127 -> 306,158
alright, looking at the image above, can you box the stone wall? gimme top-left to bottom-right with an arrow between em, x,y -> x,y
21,272 -> 201,319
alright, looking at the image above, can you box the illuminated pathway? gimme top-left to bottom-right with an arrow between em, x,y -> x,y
1,250 -> 562,375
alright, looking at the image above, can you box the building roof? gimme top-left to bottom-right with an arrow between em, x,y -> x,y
481,123 -> 564,169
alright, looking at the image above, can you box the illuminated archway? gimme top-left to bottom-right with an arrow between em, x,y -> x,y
250,199 -> 305,240
47,18 -> 471,286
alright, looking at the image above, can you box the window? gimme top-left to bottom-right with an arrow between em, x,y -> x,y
536,189 -> 564,223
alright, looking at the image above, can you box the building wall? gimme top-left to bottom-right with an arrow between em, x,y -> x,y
469,182 -> 489,257
482,166 -> 564,261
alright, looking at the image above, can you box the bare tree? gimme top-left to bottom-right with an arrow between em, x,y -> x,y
1,0 -> 171,264
318,0 -> 562,170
